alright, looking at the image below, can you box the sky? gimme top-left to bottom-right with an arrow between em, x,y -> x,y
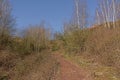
10,0 -> 97,32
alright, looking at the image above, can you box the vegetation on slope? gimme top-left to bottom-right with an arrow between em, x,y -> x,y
54,24 -> 120,80
0,0 -> 120,80
0,0 -> 59,80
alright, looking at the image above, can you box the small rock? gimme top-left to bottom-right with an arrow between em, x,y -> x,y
93,72 -> 103,77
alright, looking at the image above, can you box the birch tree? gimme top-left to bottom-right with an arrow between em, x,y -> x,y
95,0 -> 120,28
94,9 -> 102,26
72,0 -> 88,29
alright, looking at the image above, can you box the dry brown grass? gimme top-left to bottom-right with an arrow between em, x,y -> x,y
0,50 -> 59,80
56,23 -> 120,80
85,27 -> 120,68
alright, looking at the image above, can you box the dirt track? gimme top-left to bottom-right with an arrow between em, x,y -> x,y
54,54 -> 93,80
21,53 -> 93,80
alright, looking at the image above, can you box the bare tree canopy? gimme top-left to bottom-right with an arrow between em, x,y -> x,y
23,23 -> 51,53
72,0 -> 88,29
0,0 -> 15,37
95,0 -> 120,28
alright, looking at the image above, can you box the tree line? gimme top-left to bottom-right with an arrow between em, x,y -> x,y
0,0 -> 51,56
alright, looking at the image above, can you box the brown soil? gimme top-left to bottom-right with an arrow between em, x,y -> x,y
54,53 -> 93,80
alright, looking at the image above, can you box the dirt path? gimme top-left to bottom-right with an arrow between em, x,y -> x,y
20,53 -> 93,80
54,53 -> 93,80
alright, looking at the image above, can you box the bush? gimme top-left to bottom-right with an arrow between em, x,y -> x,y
63,29 -> 90,54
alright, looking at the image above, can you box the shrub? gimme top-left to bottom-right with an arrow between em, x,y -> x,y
63,29 -> 90,54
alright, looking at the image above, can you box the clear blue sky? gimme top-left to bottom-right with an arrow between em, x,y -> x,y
10,0 -> 97,32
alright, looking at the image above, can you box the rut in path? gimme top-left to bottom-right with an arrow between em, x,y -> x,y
54,54 -> 93,80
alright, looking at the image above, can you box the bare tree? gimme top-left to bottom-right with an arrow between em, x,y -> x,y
0,0 -> 15,36
111,0 -> 120,28
94,9 -> 101,26
95,0 -> 120,28
72,0 -> 88,29
75,0 -> 80,28
0,0 -> 15,46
